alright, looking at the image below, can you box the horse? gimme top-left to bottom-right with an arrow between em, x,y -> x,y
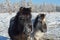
33,14 -> 47,40
8,7 -> 33,40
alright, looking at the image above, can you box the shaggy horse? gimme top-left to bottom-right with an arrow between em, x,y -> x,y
8,7 -> 32,40
33,14 -> 47,40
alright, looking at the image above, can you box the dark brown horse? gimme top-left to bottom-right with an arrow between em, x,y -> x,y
8,7 -> 33,40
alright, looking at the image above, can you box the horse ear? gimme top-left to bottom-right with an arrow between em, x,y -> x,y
30,7 -> 31,10
19,7 -> 24,12
29,7 -> 31,12
45,14 -> 46,16
29,7 -> 31,9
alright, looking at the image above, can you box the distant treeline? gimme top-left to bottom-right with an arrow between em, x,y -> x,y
0,3 -> 60,13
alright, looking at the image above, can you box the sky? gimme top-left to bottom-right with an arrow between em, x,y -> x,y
0,0 -> 60,6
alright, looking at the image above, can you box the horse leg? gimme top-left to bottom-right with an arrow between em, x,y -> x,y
10,35 -> 22,40
10,34 -> 27,40
22,33 -> 27,40
10,37 -> 18,40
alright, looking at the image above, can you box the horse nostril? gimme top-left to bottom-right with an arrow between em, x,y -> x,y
28,24 -> 32,28
28,25 -> 32,31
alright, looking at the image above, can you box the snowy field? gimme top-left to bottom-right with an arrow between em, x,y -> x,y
0,12 -> 60,40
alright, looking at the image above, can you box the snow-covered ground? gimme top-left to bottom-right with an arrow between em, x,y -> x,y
44,12 -> 60,40
0,12 -> 60,40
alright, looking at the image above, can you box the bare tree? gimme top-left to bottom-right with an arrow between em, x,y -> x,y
6,0 -> 12,14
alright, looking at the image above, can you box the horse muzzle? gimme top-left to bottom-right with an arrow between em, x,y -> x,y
24,23 -> 33,35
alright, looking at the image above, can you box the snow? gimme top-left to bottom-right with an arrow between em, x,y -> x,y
0,13 -> 16,38
0,12 -> 60,40
44,12 -> 60,40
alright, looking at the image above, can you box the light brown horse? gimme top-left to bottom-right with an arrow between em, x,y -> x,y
33,14 -> 47,40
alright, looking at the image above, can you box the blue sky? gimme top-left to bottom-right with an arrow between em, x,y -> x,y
0,0 -> 60,5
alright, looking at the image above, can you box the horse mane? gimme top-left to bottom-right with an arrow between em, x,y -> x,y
33,14 -> 45,28
33,15 -> 39,28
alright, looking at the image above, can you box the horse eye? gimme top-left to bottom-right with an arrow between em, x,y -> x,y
20,18 -> 25,20
27,16 -> 31,19
27,16 -> 30,18
38,18 -> 40,21
19,17 -> 24,20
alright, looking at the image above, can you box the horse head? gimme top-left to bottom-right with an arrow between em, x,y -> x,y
34,13 -> 47,32
17,7 -> 33,35
37,14 -> 46,23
